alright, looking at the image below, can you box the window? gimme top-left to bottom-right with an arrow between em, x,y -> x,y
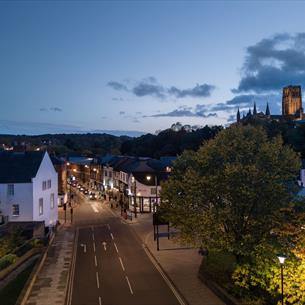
50,193 -> 55,209
47,179 -> 51,189
105,171 -> 107,177
42,181 -> 47,190
12,204 -> 19,216
7,184 -> 14,196
39,198 -> 43,215
151,188 -> 157,195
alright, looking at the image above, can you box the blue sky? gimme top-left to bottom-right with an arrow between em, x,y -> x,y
1,1 -> 305,135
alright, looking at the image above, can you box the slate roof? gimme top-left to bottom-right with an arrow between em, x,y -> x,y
0,151 -> 45,183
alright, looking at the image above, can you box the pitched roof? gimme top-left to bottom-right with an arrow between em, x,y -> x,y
0,151 -> 45,183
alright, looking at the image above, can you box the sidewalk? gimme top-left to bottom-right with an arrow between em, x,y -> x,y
23,225 -> 74,305
108,204 -> 225,305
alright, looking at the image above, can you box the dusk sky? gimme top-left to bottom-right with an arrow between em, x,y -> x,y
1,1 -> 305,135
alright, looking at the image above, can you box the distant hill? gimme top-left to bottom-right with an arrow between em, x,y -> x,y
0,120 -> 145,137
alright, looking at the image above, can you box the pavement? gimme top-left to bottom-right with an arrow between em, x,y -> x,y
24,227 -> 74,305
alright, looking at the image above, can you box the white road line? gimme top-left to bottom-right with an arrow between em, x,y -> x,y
92,233 -> 95,241
142,244 -> 186,305
125,276 -> 134,295
96,272 -> 100,289
94,255 -> 97,267
114,243 -> 119,253
107,224 -> 110,230
93,242 -> 96,253
99,296 -> 102,305
110,233 -> 114,240
92,204 -> 99,213
119,257 -> 125,271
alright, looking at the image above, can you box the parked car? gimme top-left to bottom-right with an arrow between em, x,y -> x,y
89,192 -> 97,200
83,189 -> 89,195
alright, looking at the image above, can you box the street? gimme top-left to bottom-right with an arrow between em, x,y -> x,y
67,192 -> 183,305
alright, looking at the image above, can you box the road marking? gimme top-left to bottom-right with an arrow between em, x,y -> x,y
94,255 -> 97,267
142,244 -> 186,305
119,257 -> 125,271
80,243 -> 87,253
96,272 -> 100,289
93,242 -> 96,253
99,296 -> 102,305
92,233 -> 95,241
114,243 -> 119,253
102,241 -> 107,251
92,204 -> 99,213
91,226 -> 94,232
125,276 -> 134,295
110,233 -> 114,240
107,224 -> 110,230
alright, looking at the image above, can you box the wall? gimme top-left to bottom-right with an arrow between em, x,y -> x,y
32,152 -> 58,227
0,183 -> 33,222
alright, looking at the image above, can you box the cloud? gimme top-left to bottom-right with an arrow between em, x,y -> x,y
119,111 -> 125,115
107,81 -> 128,91
234,33 -> 305,93
101,116 -> 107,119
145,105 -> 217,118
107,77 -> 215,99
50,107 -> 62,112
112,97 -> 124,101
39,107 -> 63,112
133,81 -> 166,98
168,84 -> 215,98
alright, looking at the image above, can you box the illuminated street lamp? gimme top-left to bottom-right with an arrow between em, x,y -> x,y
277,254 -> 287,305
146,174 -> 158,213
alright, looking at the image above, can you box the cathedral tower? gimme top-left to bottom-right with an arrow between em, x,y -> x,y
282,85 -> 302,116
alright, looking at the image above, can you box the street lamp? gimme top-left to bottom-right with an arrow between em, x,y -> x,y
277,254 -> 287,305
131,176 -> 137,218
146,174 -> 158,213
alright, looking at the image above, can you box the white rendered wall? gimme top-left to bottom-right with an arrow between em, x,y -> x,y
32,152 -> 58,227
0,183 -> 33,221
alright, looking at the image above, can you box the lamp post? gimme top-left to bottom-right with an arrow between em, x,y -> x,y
132,176 -> 137,218
146,175 -> 158,213
277,254 -> 286,305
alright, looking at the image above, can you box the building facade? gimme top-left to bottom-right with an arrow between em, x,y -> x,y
0,151 -> 58,228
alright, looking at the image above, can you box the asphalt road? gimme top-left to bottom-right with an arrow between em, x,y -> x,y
68,191 -> 183,305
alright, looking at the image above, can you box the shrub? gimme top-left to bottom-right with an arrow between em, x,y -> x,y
13,242 -> 33,257
0,254 -> 17,271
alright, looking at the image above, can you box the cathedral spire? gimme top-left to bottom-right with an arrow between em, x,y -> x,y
237,107 -> 240,122
253,101 -> 257,115
247,108 -> 252,116
265,102 -> 270,116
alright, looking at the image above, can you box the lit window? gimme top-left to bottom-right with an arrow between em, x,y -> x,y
12,204 -> 19,216
7,184 -> 14,196
50,193 -> 55,209
39,198 -> 43,215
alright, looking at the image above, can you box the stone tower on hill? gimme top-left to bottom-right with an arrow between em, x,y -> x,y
282,85 -> 303,116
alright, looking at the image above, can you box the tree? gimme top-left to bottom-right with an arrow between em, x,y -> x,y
161,125 -> 301,260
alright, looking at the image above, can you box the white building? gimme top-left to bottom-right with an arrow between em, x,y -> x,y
0,151 -> 58,228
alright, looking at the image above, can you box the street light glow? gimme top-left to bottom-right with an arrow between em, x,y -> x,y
277,255 -> 287,265
146,175 -> 151,181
